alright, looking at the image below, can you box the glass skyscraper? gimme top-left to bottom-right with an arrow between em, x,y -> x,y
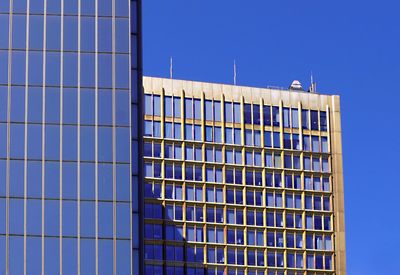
0,0 -> 142,274
142,77 -> 346,275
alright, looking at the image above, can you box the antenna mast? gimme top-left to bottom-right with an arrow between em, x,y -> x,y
170,57 -> 173,79
234,60 -> 237,85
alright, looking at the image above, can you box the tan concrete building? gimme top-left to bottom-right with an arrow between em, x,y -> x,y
141,76 -> 346,275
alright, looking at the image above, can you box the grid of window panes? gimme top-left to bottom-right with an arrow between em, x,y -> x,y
143,92 -> 334,275
0,1 -> 132,274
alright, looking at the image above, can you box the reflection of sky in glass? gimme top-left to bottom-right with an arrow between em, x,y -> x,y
0,0 -> 138,273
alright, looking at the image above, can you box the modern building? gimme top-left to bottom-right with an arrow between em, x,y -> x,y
142,77 -> 346,275
0,1 -> 346,275
0,0 -> 142,274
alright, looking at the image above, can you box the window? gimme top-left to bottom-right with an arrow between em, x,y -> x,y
264,131 -> 272,147
267,231 -> 283,247
267,251 -> 284,267
273,132 -> 280,148
186,205 -> 204,222
207,227 -> 224,244
283,133 -> 291,149
185,164 -> 203,181
185,98 -> 193,119
304,157 -> 311,171
254,130 -> 261,146
144,120 -> 161,138
322,158 -> 330,172
244,104 -> 252,124
302,110 -> 309,129
266,192 -> 282,208
187,246 -> 204,263
165,204 -> 183,221
311,110 -> 319,130
205,126 -> 213,142
225,128 -> 233,144
233,103 -> 241,123
164,96 -> 172,117
214,101 -> 221,121
263,106 -> 271,126
206,187 -> 224,203
165,245 -> 184,261
164,143 -> 182,160
206,207 -> 223,223
245,130 -> 252,146
253,104 -> 260,125
312,136 -> 320,152
245,170 -> 262,186
206,146 -> 222,163
248,250 -> 265,266
144,182 -> 162,199
284,154 -> 292,169
225,102 -> 233,122
323,178 -> 330,192
254,152 -> 262,166
292,108 -> 299,128
226,209 -> 243,225
186,185 -> 203,202
144,94 -> 160,116
225,168 -> 242,185
227,228 -> 244,245
205,100 -> 213,121
144,203 -> 163,219
312,157 -> 321,172
194,99 -> 201,120
303,135 -> 310,151
247,210 -> 263,226
144,223 -> 163,240
234,128 -> 242,145
320,111 -> 327,131
206,126 -> 221,143
144,141 -> 162,158
246,190 -> 263,206
206,167 -> 223,183
321,137 -> 329,153
293,134 -> 300,150
174,97 -> 181,118
164,163 -> 182,180
272,107 -> 280,126
165,183 -> 183,200
214,127 -> 222,143
207,247 -> 224,264
185,124 -> 193,140
186,226 -> 203,242
165,122 -> 181,139
144,244 -> 163,260
283,108 -> 290,128
226,189 -> 243,205
266,212 -> 283,227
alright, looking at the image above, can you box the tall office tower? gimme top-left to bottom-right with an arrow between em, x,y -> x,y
142,77 -> 346,275
0,0 -> 142,274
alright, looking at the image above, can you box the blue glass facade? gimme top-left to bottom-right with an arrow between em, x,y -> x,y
0,0 -> 140,274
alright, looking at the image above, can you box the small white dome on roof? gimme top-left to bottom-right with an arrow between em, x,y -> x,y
289,80 -> 303,91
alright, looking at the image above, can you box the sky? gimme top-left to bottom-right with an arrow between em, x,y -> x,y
143,1 -> 400,274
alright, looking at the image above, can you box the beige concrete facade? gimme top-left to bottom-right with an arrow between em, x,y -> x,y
142,76 -> 346,274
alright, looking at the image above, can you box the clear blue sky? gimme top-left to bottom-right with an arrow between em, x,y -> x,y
143,1 -> 400,274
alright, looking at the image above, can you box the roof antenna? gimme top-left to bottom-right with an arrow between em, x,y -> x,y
233,59 -> 237,85
310,71 -> 313,87
309,71 -> 317,93
170,57 -> 173,79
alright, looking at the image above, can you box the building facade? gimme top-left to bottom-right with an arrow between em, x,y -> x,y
0,0 -> 141,274
142,77 -> 346,275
